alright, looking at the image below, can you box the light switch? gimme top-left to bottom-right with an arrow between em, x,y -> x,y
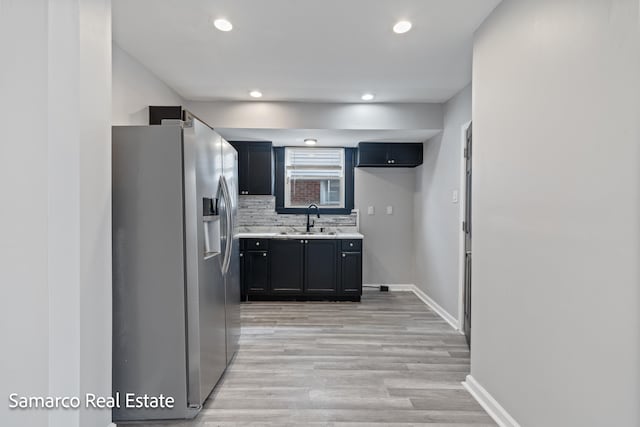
452,190 -> 459,203
386,205 -> 393,215
367,206 -> 375,215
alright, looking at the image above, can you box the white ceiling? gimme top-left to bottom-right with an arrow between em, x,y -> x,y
216,128 -> 440,147
112,0 -> 500,103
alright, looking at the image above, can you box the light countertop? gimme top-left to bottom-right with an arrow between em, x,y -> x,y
237,230 -> 363,240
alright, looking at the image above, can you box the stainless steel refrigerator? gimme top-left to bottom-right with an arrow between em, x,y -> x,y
112,114 -> 240,422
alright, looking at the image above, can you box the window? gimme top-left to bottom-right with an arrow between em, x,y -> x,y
274,147 -> 355,214
284,147 -> 345,208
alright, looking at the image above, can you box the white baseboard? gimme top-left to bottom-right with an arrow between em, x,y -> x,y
378,283 -> 414,291
463,375 -> 521,427
385,284 -> 460,331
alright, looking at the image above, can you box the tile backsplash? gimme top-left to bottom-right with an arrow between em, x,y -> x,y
238,195 -> 358,229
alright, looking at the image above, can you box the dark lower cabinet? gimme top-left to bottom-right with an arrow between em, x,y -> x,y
269,239 -> 304,293
241,238 -> 362,301
340,251 -> 362,294
244,250 -> 269,294
240,250 -> 245,299
305,240 -> 338,294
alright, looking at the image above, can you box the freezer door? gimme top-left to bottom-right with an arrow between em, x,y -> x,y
222,139 -> 241,363
112,125 -> 191,421
183,118 -> 228,407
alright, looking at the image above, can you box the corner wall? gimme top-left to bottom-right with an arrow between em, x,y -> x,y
0,1 -> 113,426
112,43 -> 184,125
471,1 -> 640,426
413,84 -> 471,319
356,168 -> 416,285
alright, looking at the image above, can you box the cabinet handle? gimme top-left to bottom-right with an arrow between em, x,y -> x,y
391,159 -> 395,164
300,240 -> 304,243
342,253 -> 346,258
263,253 -> 267,257
349,243 -> 353,247
305,240 -> 308,244
255,242 -> 260,246
240,253 -> 243,257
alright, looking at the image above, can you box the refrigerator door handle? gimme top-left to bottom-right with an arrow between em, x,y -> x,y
220,176 -> 233,275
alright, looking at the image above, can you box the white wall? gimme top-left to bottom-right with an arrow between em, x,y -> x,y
471,1 -> 640,426
0,1 -> 112,426
187,100 -> 443,131
112,43 -> 183,125
414,84 -> 471,318
356,168 -> 416,284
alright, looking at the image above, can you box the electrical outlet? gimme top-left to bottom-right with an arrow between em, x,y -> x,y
452,190 -> 459,203
367,206 -> 375,215
386,206 -> 393,215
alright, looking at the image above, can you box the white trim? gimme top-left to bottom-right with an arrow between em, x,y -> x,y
458,120 -> 472,334
378,283 -> 414,291
463,375 -> 521,427
409,285 -> 460,331
107,423 -> 117,427
386,284 -> 460,331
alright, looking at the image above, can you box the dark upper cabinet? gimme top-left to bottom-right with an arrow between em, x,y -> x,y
356,142 -> 423,168
229,141 -> 273,195
148,105 -> 183,125
356,143 -> 388,166
269,239 -> 304,293
340,251 -> 362,294
305,240 -> 338,293
389,144 -> 423,166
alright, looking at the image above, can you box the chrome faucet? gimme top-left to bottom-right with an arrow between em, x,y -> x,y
306,204 -> 320,232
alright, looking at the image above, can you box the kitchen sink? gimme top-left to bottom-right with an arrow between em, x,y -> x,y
278,231 -> 337,236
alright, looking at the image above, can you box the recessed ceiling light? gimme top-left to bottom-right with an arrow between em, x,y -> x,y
361,93 -> 375,101
249,90 -> 263,98
304,139 -> 317,146
393,20 -> 412,34
213,18 -> 233,32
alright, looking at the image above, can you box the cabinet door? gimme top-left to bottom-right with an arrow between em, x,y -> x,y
340,252 -> 362,294
246,143 -> 272,195
389,143 -> 423,166
240,251 -> 246,299
244,250 -> 269,294
229,142 -> 249,195
270,239 -> 304,293
357,143 -> 389,166
305,240 -> 338,293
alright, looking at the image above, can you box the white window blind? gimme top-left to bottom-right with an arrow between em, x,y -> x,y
284,147 -> 345,208
285,148 -> 344,179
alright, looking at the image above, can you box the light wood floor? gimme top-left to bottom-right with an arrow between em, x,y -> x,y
121,290 -> 495,426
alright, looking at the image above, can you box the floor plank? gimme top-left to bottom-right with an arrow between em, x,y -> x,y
119,290 -> 495,426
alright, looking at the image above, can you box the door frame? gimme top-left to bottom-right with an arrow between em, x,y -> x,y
457,120 -> 472,335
